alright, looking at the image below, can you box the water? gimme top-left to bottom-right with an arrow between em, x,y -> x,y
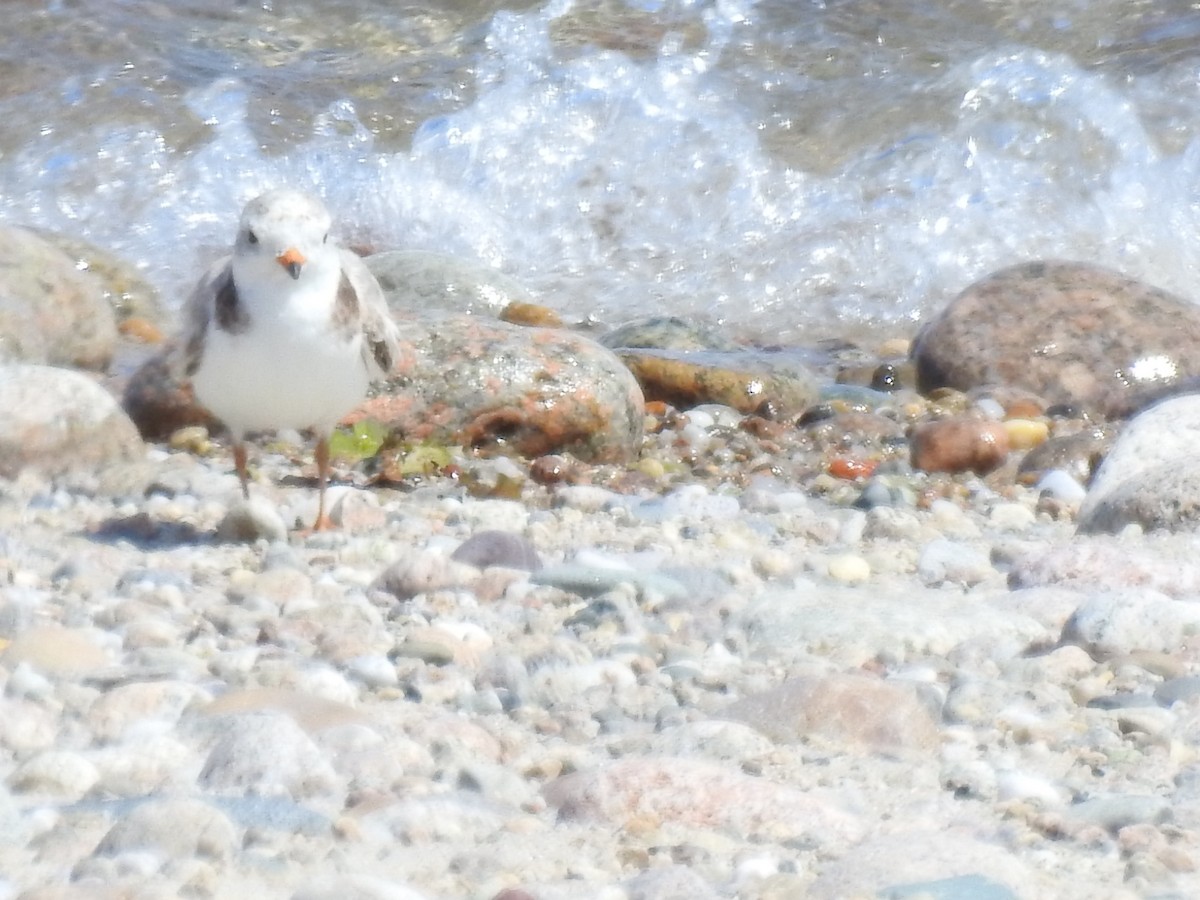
3,0 -> 1200,344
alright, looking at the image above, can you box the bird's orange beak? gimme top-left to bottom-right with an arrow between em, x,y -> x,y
277,247 -> 306,280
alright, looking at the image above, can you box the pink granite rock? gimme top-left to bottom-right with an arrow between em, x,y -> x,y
913,260 -> 1200,419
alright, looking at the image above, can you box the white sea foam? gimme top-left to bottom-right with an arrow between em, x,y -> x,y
1,0 -> 1199,340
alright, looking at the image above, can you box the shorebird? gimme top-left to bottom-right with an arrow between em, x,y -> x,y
180,188 -> 400,531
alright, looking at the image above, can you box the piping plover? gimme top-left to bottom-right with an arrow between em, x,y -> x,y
180,188 -> 400,531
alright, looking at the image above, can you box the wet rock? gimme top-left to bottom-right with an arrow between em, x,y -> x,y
542,757 -> 863,844
803,410 -> 906,452
363,315 -> 644,463
0,364 -> 143,478
367,250 -> 535,317
1017,424 -> 1114,486
499,301 -> 562,328
910,417 -> 1009,474
0,224 -> 118,370
618,348 -> 819,416
912,261 -> 1200,419
1078,395 -> 1200,533
600,315 -> 737,352
721,674 -> 940,754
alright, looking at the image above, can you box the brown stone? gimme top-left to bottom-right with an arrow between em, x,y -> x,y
910,417 -> 1009,474
499,301 -> 563,328
122,349 -> 220,441
913,260 -> 1200,419
619,348 -> 818,416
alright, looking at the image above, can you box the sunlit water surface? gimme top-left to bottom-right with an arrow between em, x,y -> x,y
4,0 -> 1200,344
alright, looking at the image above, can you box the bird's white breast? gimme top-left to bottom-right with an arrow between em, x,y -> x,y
191,265 -> 370,437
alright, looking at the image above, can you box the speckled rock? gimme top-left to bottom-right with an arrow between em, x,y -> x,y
32,229 -> 165,327
721,674 -> 940,754
0,364 -> 143,478
910,417 -> 1009,475
362,315 -> 644,462
1009,534 -> 1200,597
618,348 -> 818,416
0,224 -> 118,370
196,711 -> 340,799
913,261 -> 1200,419
367,250 -> 535,317
124,315 -> 644,462
542,757 -> 864,844
1078,395 -> 1200,533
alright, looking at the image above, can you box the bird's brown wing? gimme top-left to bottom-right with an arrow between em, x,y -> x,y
336,248 -> 401,379
178,256 -> 241,378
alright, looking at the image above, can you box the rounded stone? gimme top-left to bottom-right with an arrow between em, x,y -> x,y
0,364 -> 144,478
913,260 -> 1200,419
910,417 -> 1009,475
1078,395 -> 1200,533
95,797 -> 239,861
0,224 -> 118,370
359,314 -> 645,463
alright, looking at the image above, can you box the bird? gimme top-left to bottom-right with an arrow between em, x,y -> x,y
179,188 -> 400,532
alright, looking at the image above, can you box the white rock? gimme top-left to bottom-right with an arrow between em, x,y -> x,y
10,750 -> 99,800
1063,589 -> 1200,658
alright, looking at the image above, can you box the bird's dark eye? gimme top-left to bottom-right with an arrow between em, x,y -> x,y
247,230 -> 258,245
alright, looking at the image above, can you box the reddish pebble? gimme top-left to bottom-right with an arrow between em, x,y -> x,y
910,417 -> 1010,474
529,454 -> 577,485
491,891 -> 538,900
828,456 -> 878,480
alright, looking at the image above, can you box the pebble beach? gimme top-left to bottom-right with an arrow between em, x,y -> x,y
7,276 -> 1200,899
8,1 -> 1200,898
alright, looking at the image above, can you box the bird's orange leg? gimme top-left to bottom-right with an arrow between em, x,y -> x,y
311,436 -> 335,532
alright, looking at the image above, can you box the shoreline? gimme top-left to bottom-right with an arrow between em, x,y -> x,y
1,397 -> 1191,898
